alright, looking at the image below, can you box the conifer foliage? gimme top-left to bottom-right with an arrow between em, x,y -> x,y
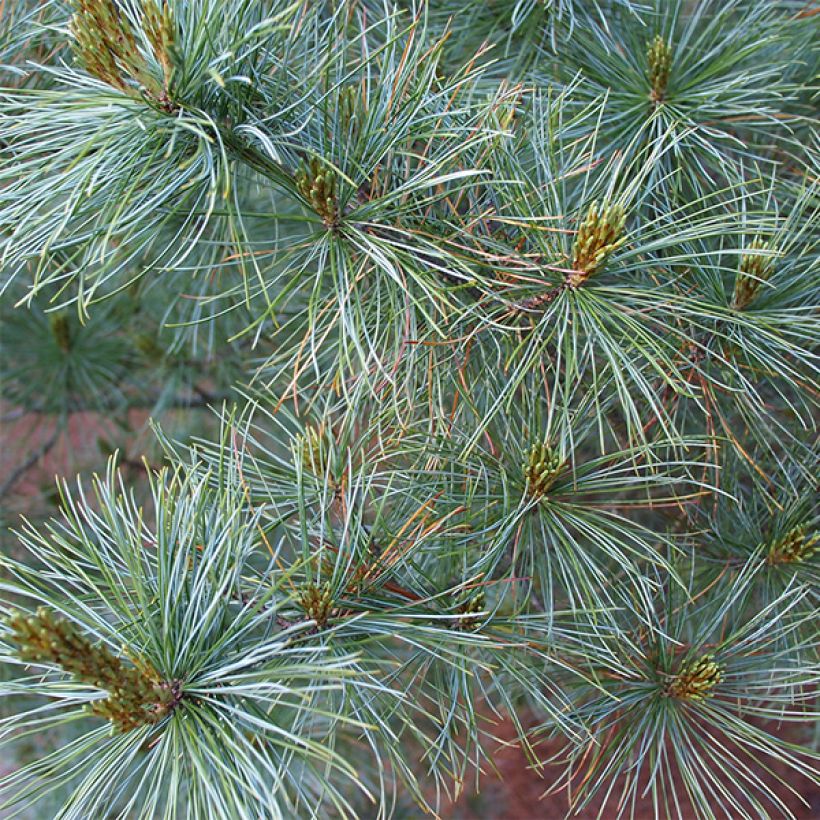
1,1 -> 818,818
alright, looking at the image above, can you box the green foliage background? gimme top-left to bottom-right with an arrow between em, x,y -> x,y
0,1 -> 817,817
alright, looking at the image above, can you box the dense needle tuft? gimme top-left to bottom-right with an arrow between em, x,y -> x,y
1,1 -> 818,816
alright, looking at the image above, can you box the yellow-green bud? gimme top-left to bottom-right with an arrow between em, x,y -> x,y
299,582 -> 335,628
648,36 -> 673,104
732,238 -> 775,309
296,425 -> 328,477
295,157 -> 340,229
7,608 -> 179,732
525,441 -> 565,498
454,591 -> 485,631
568,202 -> 626,287
767,525 -> 818,565
49,314 -> 72,353
70,0 -> 175,109
668,654 -> 722,701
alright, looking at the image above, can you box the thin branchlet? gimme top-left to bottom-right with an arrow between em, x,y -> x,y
514,284 -> 564,312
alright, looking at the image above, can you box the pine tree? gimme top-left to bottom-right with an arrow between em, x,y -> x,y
1,1 -> 817,818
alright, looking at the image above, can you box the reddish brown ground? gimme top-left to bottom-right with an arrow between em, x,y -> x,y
442,717 -> 819,819
1,409 -> 149,510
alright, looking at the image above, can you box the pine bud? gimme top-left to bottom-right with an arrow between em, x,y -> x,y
49,313 -> 72,353
668,654 -> 722,701
568,201 -> 626,287
647,36 -> 673,104
766,525 -> 818,565
454,590 -> 485,631
7,608 -> 179,732
296,425 -> 328,476
299,582 -> 335,628
295,157 -> 340,230
135,332 -> 165,362
338,84 -> 360,135
732,238 -> 775,309
70,0 -> 136,92
524,441 -> 565,498
143,0 -> 176,81
70,0 -> 175,109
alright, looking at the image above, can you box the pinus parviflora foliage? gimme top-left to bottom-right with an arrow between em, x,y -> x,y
0,1 -> 818,818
